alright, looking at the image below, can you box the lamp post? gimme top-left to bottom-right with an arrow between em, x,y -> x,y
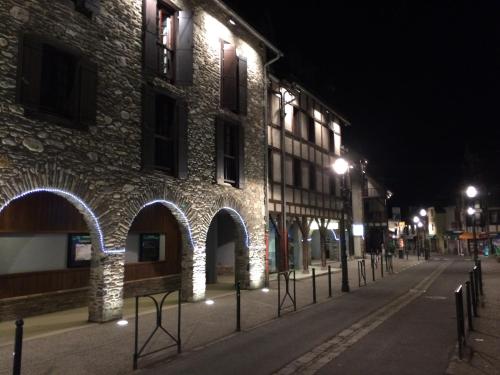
413,216 -> 420,258
333,157 -> 350,292
419,208 -> 429,260
465,185 -> 479,262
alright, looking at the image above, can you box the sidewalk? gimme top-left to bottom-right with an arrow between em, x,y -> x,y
446,257 -> 500,375
0,256 -> 422,375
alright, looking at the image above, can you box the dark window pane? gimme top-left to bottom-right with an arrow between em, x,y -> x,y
309,164 -> 316,191
158,7 -> 175,79
154,137 -> 175,170
40,45 -> 78,120
223,122 -> 238,184
293,158 -> 301,187
155,95 -> 175,136
308,117 -> 315,143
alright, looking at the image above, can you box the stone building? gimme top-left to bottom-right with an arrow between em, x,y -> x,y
0,0 -> 280,322
266,76 -> 350,273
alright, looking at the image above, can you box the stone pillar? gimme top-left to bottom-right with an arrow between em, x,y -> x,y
191,245 -> 206,301
88,253 -> 125,322
248,243 -> 265,289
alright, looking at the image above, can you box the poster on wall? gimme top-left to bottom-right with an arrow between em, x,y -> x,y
140,233 -> 160,262
67,234 -> 92,268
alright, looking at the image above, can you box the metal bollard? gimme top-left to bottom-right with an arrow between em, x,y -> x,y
473,266 -> 480,304
477,261 -> 483,296
465,281 -> 474,332
312,268 -> 317,304
469,270 -> 478,317
236,281 -> 241,332
371,255 -> 375,282
328,265 -> 332,298
381,255 -> 384,278
13,319 -> 24,375
454,285 -> 465,360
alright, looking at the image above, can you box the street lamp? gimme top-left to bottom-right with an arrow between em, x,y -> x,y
465,185 -> 479,262
333,157 -> 350,292
419,208 -> 429,260
419,209 -> 427,217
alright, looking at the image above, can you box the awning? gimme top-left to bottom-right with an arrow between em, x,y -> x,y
459,232 -> 490,240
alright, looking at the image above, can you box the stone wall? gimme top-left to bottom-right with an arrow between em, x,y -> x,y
0,0 -> 267,321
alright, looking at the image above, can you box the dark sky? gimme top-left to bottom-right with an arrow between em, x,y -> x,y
224,0 -> 500,209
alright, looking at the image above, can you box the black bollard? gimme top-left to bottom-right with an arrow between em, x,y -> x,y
236,281 -> 241,332
469,270 -> 478,317
371,255 -> 375,282
13,319 -> 24,375
328,265 -> 332,298
477,260 -> 483,296
465,281 -> 474,332
312,268 -> 317,304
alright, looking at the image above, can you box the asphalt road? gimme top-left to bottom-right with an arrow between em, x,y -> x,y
141,257 -> 470,375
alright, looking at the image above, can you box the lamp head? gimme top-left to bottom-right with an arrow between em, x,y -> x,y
419,209 -> 427,217
467,207 -> 476,216
332,158 -> 349,175
412,216 -> 420,224
466,185 -> 478,198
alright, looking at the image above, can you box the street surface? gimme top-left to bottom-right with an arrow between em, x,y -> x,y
142,257 -> 470,375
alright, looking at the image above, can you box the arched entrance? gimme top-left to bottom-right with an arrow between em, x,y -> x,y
0,190 -> 101,320
124,202 -> 183,296
205,208 -> 249,288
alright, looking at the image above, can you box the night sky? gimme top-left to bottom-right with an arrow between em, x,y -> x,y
224,0 -> 500,210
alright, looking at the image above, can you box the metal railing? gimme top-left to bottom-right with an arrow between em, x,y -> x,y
277,268 -> 296,317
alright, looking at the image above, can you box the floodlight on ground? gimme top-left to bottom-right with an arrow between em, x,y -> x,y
205,299 -> 215,305
116,319 -> 129,327
262,288 -> 270,293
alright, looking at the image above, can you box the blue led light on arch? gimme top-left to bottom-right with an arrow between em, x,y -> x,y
0,188 -> 123,253
219,206 -> 249,247
140,200 -> 195,248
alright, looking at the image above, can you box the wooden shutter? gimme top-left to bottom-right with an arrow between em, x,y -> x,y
175,99 -> 188,178
17,34 -> 42,110
175,10 -> 193,85
142,86 -> 156,170
143,0 -> 158,75
215,116 -> 225,184
237,123 -> 245,189
221,42 -> 237,112
238,56 -> 247,115
78,57 -> 97,129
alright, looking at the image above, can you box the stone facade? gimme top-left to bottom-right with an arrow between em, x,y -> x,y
0,0 -> 268,322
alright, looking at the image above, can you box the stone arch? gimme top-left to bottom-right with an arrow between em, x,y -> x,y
199,194 -> 252,291
0,167 -> 125,322
118,188 -> 196,301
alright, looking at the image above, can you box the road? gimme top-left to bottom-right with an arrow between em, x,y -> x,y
141,257 -> 470,375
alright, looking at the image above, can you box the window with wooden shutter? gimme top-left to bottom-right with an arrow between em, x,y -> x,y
215,116 -> 244,188
221,41 -> 248,115
17,34 -> 97,130
142,86 -> 188,177
143,0 -> 193,84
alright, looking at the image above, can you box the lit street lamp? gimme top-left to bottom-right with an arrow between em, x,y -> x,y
465,185 -> 479,262
333,157 -> 350,293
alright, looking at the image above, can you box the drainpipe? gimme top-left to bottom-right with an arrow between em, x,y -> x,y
263,51 -> 283,287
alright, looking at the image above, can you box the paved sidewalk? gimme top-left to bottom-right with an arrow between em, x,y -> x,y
0,256 -> 421,375
446,257 -> 500,375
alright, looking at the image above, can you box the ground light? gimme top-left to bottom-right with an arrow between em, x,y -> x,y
205,299 -> 215,305
116,319 -> 128,327
262,288 -> 270,293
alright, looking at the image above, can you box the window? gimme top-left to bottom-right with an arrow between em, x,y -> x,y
309,163 -> 316,191
143,0 -> 193,85
73,0 -> 100,17
158,4 -> 175,79
330,175 -> 336,195
221,41 -> 247,115
329,129 -> 335,153
293,158 -> 301,187
308,117 -> 315,143
17,35 -> 97,129
292,107 -> 301,137
216,116 -> 245,188
142,86 -> 188,177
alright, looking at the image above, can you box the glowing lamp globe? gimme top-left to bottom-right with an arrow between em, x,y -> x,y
466,186 -> 478,198
332,158 -> 349,175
